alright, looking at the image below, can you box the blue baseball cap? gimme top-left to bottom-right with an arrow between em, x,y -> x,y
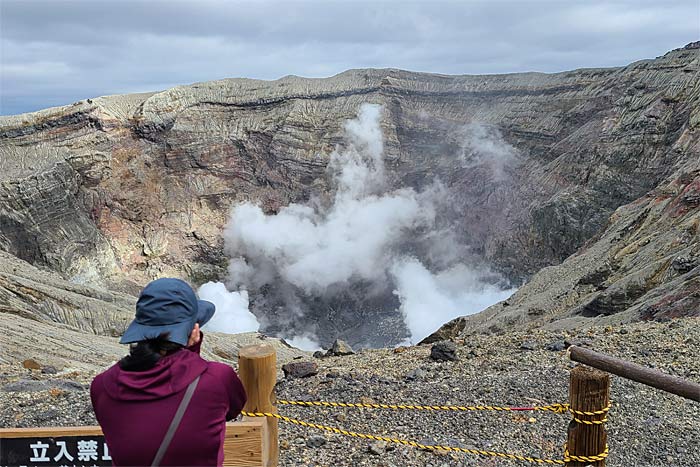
120,278 -> 216,346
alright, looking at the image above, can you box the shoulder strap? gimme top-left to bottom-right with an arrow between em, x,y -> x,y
151,375 -> 201,467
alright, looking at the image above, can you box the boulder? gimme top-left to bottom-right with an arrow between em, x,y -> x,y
22,359 -> 41,370
327,339 -> 354,356
405,367 -> 426,381
281,361 -> 318,379
41,365 -> 58,375
368,441 -> 386,455
520,341 -> 537,351
430,341 -> 458,361
306,435 -> 327,448
545,341 -> 566,351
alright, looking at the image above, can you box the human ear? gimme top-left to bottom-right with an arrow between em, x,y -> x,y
187,323 -> 201,347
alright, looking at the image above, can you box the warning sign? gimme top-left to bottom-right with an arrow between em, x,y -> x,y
0,435 -> 111,467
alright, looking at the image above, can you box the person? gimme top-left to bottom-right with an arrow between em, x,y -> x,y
91,278 -> 247,467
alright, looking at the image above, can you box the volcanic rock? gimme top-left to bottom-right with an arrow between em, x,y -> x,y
282,361 -> 319,379
22,359 -> 41,370
41,365 -> 58,375
0,44 -> 699,351
545,341 -> 566,352
520,341 -> 537,351
420,317 -> 467,345
405,367 -> 426,381
327,339 -> 355,356
306,435 -> 327,448
564,338 -> 591,348
368,441 -> 386,455
429,341 -> 458,361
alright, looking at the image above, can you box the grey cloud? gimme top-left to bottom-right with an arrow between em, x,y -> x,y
1,0 -> 698,115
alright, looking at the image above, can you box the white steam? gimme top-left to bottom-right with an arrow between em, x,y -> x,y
198,281 -> 259,334
223,105 -> 434,294
459,122 -> 519,180
207,104 -> 517,345
391,259 -> 514,341
285,335 -> 323,352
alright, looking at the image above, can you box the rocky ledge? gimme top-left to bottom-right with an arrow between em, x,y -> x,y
1,318 -> 698,467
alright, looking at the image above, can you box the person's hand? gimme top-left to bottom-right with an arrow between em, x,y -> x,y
187,323 -> 201,347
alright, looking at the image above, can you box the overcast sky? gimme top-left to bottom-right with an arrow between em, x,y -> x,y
1,0 -> 698,116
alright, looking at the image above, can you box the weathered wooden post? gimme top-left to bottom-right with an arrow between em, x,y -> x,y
566,365 -> 610,467
238,344 -> 279,467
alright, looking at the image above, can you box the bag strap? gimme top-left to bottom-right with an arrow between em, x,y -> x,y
151,375 -> 201,466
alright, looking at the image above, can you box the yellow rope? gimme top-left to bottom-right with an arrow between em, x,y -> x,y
277,399 -> 570,414
569,401 -> 611,424
568,402 -> 611,416
278,400 -> 612,424
571,416 -> 608,425
242,411 -> 609,465
565,444 -> 610,463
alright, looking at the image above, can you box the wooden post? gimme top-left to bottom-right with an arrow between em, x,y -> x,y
569,345 -> 700,401
566,365 -> 609,467
238,344 -> 278,467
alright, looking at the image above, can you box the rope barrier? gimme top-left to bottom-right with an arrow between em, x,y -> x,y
242,411 -> 610,465
568,403 -> 611,416
565,444 -> 610,463
568,401 -> 611,425
277,399 -> 612,422
571,415 -> 608,425
255,399 -> 611,463
277,399 -> 570,413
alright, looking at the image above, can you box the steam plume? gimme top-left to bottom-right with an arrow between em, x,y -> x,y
203,104 -> 516,345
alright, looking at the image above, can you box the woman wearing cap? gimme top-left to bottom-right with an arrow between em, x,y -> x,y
91,278 -> 247,467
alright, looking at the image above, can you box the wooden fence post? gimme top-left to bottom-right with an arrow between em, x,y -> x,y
238,344 -> 279,467
566,365 -> 610,467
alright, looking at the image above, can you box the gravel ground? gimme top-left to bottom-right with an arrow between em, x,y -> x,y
1,318 -> 698,467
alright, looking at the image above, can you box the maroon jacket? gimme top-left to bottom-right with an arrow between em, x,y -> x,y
90,336 -> 247,466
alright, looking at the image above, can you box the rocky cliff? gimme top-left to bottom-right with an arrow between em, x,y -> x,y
0,43 -> 698,347
431,160 -> 700,341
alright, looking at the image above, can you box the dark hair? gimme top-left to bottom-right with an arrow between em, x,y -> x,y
119,333 -> 183,371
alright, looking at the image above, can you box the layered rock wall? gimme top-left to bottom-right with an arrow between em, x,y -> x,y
0,43 -> 698,340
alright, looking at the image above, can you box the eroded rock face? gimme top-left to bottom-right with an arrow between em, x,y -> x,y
0,44 -> 698,345
455,165 -> 700,335
0,250 -> 134,336
0,311 -> 307,372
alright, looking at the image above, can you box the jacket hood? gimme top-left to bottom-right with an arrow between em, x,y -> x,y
100,349 -> 208,401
